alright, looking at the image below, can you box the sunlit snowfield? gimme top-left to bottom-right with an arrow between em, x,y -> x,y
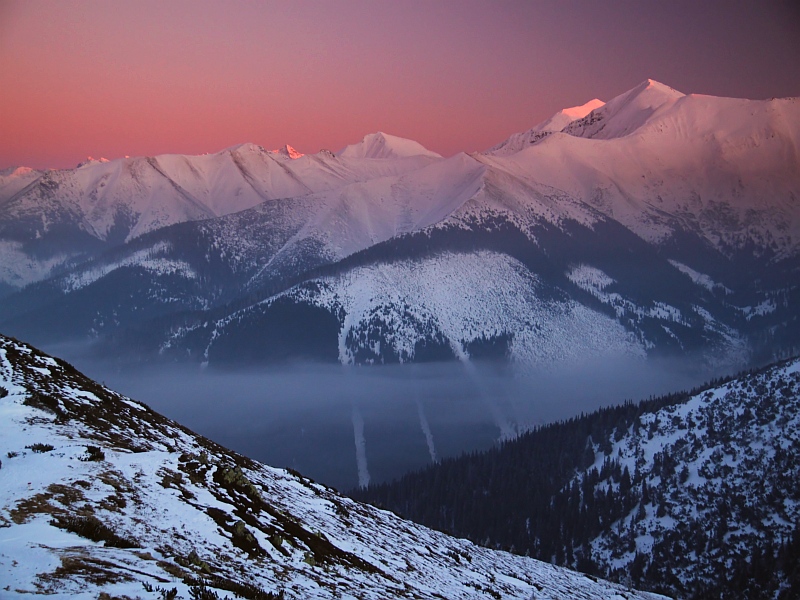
50,345 -> 716,491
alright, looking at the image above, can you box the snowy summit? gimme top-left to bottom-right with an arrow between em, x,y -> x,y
337,132 -> 442,159
271,144 -> 304,159
487,98 -> 605,156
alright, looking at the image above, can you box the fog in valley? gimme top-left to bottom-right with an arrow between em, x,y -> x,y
48,344 -> 730,491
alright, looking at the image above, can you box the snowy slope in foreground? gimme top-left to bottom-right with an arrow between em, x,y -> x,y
0,335 -> 664,600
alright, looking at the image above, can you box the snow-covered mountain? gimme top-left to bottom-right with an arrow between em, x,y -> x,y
274,144 -> 305,159
0,153 -> 489,347
1,80 -> 798,371
0,166 -> 45,198
560,79 -> 684,140
338,132 -> 443,160
0,138 -> 439,291
353,357 -> 800,599
0,333 -> 664,600
486,98 -> 605,156
479,80 -> 800,255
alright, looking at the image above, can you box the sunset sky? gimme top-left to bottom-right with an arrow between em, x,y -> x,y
2,0 -> 799,170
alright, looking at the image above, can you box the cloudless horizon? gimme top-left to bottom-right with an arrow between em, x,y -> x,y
2,0 -> 799,170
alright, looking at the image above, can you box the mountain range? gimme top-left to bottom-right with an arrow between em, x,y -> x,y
1,79 -> 798,372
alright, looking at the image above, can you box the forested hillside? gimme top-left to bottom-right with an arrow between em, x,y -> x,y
352,360 -> 800,599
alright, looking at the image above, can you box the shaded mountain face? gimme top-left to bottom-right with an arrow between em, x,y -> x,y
1,80 -> 798,371
352,357 -> 800,600
0,333 -> 665,600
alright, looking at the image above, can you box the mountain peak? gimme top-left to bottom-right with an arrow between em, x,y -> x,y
270,144 -> 304,159
639,78 -> 683,96
560,98 -> 605,120
0,166 -> 37,177
337,132 -> 442,159
76,156 -> 110,169
560,79 -> 684,140
485,98 -> 606,156
621,78 -> 684,104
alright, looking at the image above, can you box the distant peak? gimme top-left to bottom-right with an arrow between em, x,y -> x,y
359,132 -> 399,148
2,166 -> 35,177
602,79 -> 685,116
272,144 -> 304,159
560,98 -> 605,120
484,97 -> 606,156
633,79 -> 684,98
553,78 -> 687,142
338,132 -> 441,159
76,156 -> 110,168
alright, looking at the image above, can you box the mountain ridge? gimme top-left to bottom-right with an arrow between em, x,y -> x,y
486,97 -> 606,156
1,79 -> 798,373
0,137 -> 442,290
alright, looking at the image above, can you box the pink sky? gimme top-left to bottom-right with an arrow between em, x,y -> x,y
1,0 -> 799,170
